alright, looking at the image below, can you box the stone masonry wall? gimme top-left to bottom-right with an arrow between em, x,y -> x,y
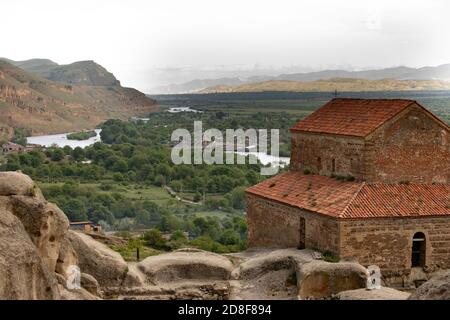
339,217 -> 450,277
364,104 -> 450,183
290,132 -> 366,179
246,194 -> 340,254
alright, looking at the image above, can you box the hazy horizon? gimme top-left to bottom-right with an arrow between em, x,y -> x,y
2,0 -> 450,92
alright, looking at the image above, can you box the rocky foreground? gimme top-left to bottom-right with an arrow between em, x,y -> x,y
0,171 -> 449,300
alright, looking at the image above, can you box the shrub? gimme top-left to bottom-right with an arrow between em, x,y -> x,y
67,131 -> 97,141
322,250 -> 339,263
115,230 -> 132,239
193,192 -> 202,202
143,229 -> 167,249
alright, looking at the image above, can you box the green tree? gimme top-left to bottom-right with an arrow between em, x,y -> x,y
159,214 -> 182,232
193,192 -> 202,203
112,159 -> 128,172
170,230 -> 187,241
72,147 -> 85,161
50,149 -> 65,161
219,229 -> 240,245
154,174 -> 166,186
113,172 -> 124,181
62,199 -> 87,222
225,186 -> 246,210
143,229 -> 167,249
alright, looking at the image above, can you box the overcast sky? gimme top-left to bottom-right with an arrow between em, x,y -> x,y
2,0 -> 450,92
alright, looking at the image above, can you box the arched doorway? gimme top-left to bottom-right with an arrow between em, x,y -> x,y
411,232 -> 426,268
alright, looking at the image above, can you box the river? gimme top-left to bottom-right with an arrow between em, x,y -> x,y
167,107 -> 202,113
235,151 -> 290,167
26,126 -> 288,166
26,129 -> 102,148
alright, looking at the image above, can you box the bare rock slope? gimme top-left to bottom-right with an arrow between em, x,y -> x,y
138,249 -> 234,284
109,248 -> 371,300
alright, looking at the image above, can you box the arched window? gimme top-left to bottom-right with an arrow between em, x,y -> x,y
317,157 -> 322,171
331,159 -> 336,172
412,232 -> 426,268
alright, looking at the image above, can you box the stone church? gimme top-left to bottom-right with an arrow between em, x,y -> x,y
246,98 -> 450,280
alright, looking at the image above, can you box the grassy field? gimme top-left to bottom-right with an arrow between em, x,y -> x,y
37,181 -> 234,219
150,90 -> 450,123
38,181 -> 177,206
109,240 -> 161,262
193,210 -> 237,218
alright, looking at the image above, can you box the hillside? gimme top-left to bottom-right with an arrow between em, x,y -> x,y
198,78 -> 450,93
274,64 -> 450,82
0,58 -> 58,75
3,58 -> 121,86
0,60 -> 159,138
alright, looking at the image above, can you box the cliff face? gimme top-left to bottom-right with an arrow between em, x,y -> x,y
0,172 -> 68,299
0,60 -> 159,137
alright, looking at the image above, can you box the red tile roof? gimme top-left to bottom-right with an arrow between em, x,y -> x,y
344,184 -> 450,218
246,171 -> 450,219
290,98 -> 415,137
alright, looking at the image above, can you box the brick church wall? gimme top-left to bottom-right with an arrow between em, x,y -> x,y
290,132 -> 366,179
246,194 -> 340,254
339,217 -> 450,277
364,104 -> 450,183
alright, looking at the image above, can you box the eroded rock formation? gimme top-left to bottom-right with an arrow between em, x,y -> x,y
409,270 -> 450,300
0,171 -> 129,299
0,172 -> 63,299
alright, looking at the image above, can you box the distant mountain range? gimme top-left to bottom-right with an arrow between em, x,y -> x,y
0,58 -> 159,139
199,78 -> 450,93
152,64 -> 450,94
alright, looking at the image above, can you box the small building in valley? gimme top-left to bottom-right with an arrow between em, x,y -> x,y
69,221 -> 102,233
246,98 -> 450,283
1,142 -> 25,154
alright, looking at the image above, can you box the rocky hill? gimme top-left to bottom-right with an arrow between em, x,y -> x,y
0,59 -> 159,138
3,58 -> 120,86
198,78 -> 450,93
0,58 -> 58,75
3,171 -> 436,300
